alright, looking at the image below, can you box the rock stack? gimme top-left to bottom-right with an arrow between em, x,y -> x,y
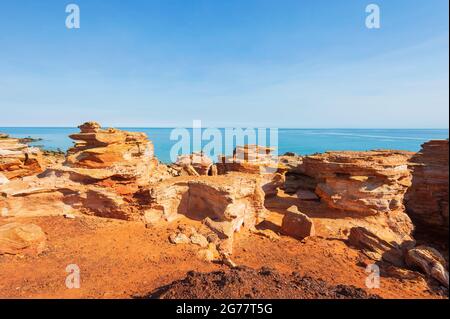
405,140 -> 449,236
64,122 -> 162,185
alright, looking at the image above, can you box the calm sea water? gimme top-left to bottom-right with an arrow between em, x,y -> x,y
0,127 -> 448,163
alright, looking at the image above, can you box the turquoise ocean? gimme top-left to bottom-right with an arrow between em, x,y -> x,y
0,128 -> 448,163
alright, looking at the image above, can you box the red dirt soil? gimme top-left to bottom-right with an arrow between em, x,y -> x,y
1,211 -> 446,299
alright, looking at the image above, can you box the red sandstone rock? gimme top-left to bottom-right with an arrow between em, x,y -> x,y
281,206 -> 315,240
405,140 -> 449,236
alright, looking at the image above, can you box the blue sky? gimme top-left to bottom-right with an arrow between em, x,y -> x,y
0,0 -> 448,128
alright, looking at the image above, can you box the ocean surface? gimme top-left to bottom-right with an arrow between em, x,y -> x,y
0,128 -> 448,163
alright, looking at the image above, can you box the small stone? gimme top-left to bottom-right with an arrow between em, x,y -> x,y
190,233 -> 209,248
64,213 -> 76,219
169,233 -> 190,245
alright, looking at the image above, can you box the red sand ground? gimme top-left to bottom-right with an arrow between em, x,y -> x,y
0,209 -> 445,299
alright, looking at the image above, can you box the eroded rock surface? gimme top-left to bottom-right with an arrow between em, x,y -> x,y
406,245 -> 449,287
405,140 -> 449,236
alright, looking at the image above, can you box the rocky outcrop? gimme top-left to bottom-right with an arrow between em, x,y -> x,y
0,123 -> 171,220
302,151 -> 414,216
0,134 -> 43,180
143,174 -> 267,257
348,227 -> 415,267
0,223 -> 47,255
217,145 -> 285,196
405,140 -> 449,236
406,246 -> 449,287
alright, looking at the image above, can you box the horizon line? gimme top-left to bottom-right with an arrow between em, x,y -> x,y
0,126 -> 449,130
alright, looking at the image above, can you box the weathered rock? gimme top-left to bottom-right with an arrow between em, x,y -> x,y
0,135 -> 44,179
405,246 -> 449,288
405,140 -> 449,236
348,227 -> 415,267
0,223 -> 47,255
302,150 -> 413,216
281,206 -> 315,240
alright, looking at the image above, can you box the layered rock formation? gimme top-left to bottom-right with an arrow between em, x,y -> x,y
0,134 -> 43,180
301,150 -> 414,216
405,140 -> 449,236
64,122 -> 164,185
217,145 -> 285,196
0,123 -> 171,220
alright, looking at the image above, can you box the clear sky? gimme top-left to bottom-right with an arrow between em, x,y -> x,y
0,0 -> 448,128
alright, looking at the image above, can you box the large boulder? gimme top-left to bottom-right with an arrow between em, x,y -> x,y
281,206 -> 315,240
0,223 -> 47,255
405,140 -> 449,236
